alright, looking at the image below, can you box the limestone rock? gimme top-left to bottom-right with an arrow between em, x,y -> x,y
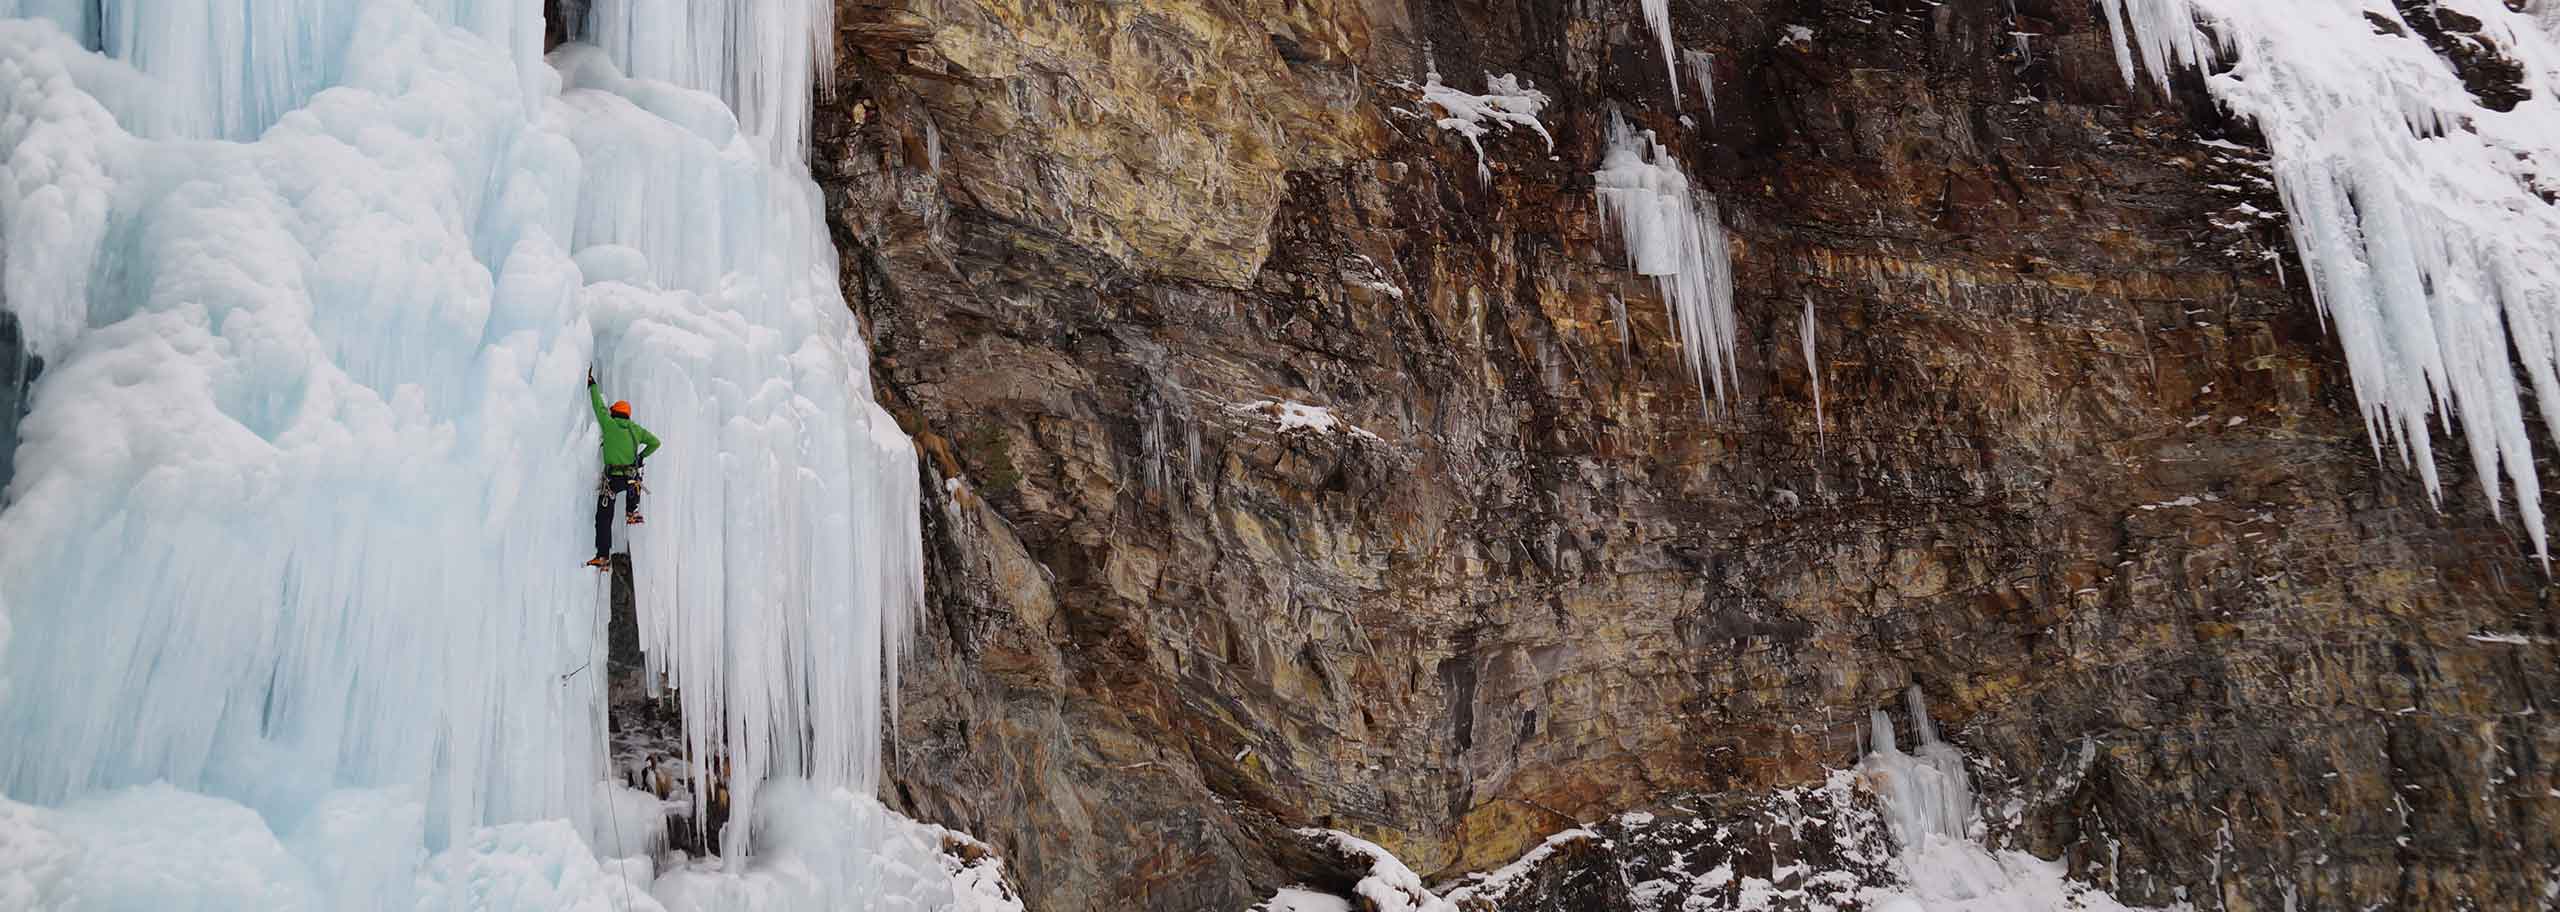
818,0 -> 2560,908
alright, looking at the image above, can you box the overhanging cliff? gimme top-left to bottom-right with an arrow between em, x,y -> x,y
817,1 -> 2560,908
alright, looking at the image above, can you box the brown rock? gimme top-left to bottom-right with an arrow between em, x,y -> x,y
816,0 -> 2560,909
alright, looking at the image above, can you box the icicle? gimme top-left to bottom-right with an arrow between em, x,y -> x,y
1682,48 -> 1716,120
923,116 -> 943,176
1801,298 -> 1823,443
1640,0 -> 1680,103
1594,111 -> 1739,407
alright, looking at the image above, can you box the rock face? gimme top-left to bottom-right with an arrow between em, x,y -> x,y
0,311 -> 39,493
813,0 -> 2559,908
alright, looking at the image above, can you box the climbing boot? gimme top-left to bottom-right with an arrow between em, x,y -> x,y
586,555 -> 610,569
626,512 -> 644,525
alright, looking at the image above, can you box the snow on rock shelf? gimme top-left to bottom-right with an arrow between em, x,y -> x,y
2100,0 -> 2560,561
1418,71 -> 1553,185
1231,399 -> 1386,442
1296,829 -> 1456,912
0,1 -> 979,908
1250,887 -> 1354,912
1595,112 -> 1741,407
1266,689 -> 2175,912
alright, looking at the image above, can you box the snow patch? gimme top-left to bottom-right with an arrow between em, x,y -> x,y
1442,827 -> 1602,907
1232,399 -> 1384,441
1299,829 -> 1454,912
2469,631 -> 2545,645
0,797 -> 74,910
2137,494 -> 2221,511
1253,886 -> 1355,912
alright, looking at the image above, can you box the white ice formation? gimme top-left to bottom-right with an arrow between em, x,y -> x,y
1420,70 -> 1553,185
2100,0 -> 2560,562
1803,298 -> 1825,440
1858,688 -> 2171,912
1684,48 -> 1718,120
0,0 -> 952,907
1641,0 -> 1682,103
1595,111 -> 1741,407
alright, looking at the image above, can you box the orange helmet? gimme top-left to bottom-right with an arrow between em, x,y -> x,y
611,400 -> 632,418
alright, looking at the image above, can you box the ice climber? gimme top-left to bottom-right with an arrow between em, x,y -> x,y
588,369 -> 661,569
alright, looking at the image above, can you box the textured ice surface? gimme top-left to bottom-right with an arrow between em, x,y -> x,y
0,796 -> 74,910
581,0 -> 832,162
0,1 -> 942,907
1859,689 -> 2176,912
1595,111 -> 1740,407
2101,0 -> 2560,561
651,782 -> 1023,912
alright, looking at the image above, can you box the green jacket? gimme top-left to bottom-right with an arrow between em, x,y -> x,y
590,382 -> 661,470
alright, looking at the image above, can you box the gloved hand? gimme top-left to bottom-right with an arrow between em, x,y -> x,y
588,367 -> 597,386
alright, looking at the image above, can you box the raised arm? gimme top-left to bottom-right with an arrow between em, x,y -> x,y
588,378 -> 609,425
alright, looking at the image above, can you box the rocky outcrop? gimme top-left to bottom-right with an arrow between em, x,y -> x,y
815,0 -> 2560,908
0,311 -> 38,493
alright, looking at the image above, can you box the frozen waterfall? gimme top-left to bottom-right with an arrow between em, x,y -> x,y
1858,689 -> 2165,912
0,0 -> 948,908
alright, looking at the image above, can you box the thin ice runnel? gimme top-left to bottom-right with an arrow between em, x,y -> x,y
1802,298 -> 1824,443
2098,0 -> 2560,563
1594,111 -> 1740,407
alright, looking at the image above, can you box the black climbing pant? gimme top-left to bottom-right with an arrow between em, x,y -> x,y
595,472 -> 640,558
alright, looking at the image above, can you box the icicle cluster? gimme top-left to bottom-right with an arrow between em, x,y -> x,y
2101,0 -> 2560,562
0,0 -> 932,906
1594,111 -> 1740,406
